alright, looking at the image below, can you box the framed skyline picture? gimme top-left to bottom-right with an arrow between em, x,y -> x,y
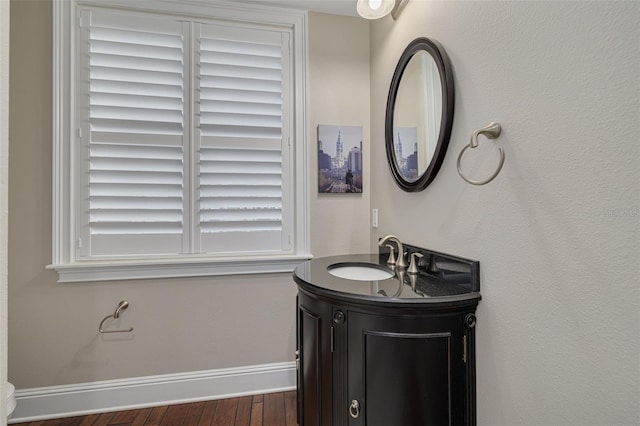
317,124 -> 363,194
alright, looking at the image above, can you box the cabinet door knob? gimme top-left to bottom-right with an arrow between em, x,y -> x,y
349,399 -> 360,418
465,313 -> 477,329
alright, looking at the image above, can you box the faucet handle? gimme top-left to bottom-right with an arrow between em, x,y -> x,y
408,252 -> 424,274
385,244 -> 396,265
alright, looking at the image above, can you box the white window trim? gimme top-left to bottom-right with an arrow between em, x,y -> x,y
49,0 -> 311,283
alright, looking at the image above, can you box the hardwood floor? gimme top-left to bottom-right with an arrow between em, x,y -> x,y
13,391 -> 297,426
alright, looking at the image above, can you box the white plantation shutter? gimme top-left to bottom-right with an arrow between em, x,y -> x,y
78,10 -> 188,257
195,24 -> 291,254
54,1 -> 308,280
74,7 -> 297,261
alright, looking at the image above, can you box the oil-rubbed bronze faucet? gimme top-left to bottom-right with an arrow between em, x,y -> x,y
378,235 -> 407,268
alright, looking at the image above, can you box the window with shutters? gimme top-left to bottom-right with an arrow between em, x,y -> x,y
51,1 -> 310,282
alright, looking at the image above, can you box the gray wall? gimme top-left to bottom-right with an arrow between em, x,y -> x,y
1,0 -> 10,420
369,1 -> 639,424
7,2 -> 371,389
309,12 -> 371,258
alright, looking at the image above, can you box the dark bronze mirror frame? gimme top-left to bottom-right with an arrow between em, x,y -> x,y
385,37 -> 455,192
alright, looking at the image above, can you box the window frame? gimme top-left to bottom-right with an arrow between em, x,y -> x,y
50,0 -> 311,283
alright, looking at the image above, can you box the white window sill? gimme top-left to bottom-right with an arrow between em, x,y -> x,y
47,254 -> 313,283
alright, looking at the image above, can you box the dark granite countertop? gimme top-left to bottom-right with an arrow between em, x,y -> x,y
293,251 -> 481,306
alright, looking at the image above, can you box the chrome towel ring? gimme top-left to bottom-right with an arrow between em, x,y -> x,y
457,122 -> 504,185
99,300 -> 134,334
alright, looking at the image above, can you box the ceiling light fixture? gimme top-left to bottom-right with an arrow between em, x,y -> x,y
356,0 -> 409,20
356,0 -> 395,19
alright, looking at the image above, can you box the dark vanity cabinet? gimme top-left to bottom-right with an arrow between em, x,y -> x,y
294,252 -> 481,426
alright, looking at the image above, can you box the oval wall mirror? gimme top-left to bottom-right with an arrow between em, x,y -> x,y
385,37 -> 454,191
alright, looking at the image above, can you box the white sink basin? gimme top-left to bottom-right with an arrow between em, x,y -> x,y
328,263 -> 394,281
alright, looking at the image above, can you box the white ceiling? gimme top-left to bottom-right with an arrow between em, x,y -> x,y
228,0 -> 359,17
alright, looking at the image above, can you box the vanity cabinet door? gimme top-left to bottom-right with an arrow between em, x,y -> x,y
346,311 -> 473,426
297,293 -> 334,426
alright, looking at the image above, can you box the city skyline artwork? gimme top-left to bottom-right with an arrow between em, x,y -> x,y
317,124 -> 363,194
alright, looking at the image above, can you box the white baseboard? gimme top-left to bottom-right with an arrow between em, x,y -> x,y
9,361 -> 296,423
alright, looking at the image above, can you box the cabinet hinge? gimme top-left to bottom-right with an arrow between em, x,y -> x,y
462,335 -> 467,363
